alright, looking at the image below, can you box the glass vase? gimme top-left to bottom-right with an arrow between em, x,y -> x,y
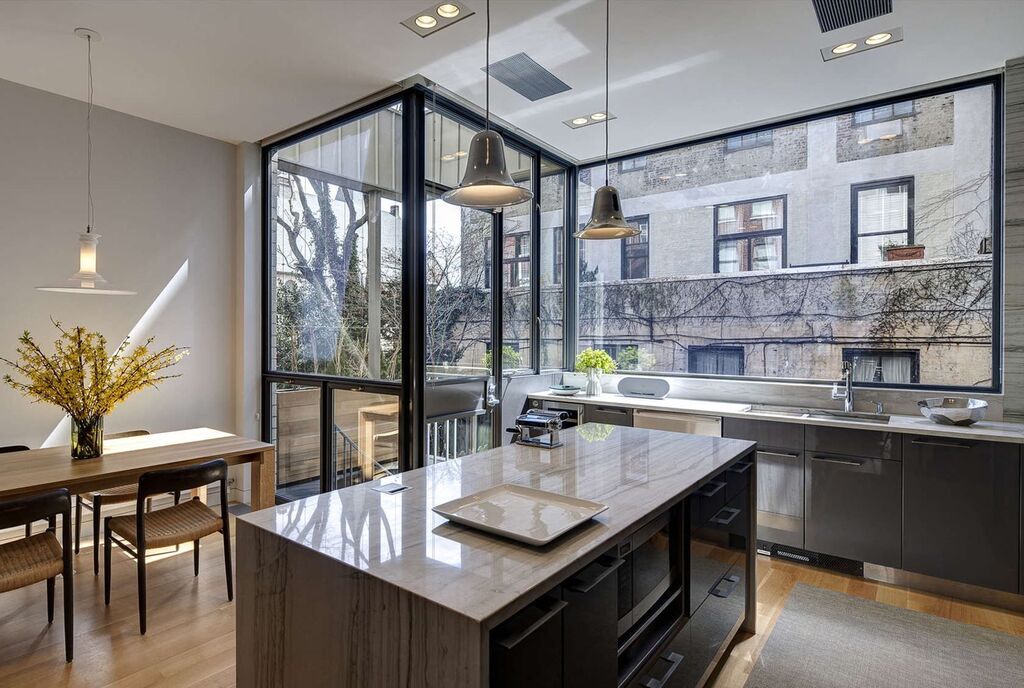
71,415 -> 104,460
585,368 -> 603,396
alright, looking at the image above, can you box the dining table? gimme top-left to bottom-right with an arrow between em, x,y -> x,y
0,427 -> 277,510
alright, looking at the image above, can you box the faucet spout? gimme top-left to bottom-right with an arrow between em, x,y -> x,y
831,361 -> 854,412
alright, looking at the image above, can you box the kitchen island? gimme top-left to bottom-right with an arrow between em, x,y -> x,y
235,425 -> 756,688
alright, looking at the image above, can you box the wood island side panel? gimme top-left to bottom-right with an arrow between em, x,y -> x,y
236,520 -> 486,688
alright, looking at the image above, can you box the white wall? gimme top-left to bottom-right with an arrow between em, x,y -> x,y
0,77 -> 238,447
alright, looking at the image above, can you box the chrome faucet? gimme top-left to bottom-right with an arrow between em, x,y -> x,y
831,361 -> 854,412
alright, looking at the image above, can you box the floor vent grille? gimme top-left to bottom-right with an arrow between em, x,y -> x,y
811,0 -> 892,33
758,541 -> 865,577
485,52 -> 571,102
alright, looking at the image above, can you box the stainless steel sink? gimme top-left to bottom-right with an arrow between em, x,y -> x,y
747,404 -> 890,424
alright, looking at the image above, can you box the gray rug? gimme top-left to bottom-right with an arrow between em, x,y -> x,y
745,583 -> 1024,688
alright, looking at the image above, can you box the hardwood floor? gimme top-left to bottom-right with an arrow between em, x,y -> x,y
2,528 -> 1023,687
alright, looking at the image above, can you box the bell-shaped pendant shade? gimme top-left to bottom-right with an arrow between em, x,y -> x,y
575,185 -> 640,240
442,130 -> 533,209
37,232 -> 135,295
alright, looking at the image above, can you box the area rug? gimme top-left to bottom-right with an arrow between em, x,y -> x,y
745,583 -> 1024,688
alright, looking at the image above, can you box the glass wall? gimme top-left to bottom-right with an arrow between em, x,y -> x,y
269,381 -> 321,501
577,82 -> 997,389
332,388 -> 399,488
540,158 -> 567,370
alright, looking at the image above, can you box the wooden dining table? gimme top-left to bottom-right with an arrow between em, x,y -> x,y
0,428 -> 277,510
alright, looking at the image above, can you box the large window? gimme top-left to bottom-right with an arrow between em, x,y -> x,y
714,197 -> 786,273
577,80 -> 998,389
540,159 -> 568,369
621,215 -> 650,280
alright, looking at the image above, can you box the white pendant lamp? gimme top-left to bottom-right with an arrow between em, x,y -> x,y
38,28 -> 135,296
442,0 -> 533,210
575,0 -> 639,240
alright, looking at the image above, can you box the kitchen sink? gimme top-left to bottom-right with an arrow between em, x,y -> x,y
747,404 -> 891,424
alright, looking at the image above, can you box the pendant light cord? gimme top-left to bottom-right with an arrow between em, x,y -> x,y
86,34 -> 94,234
485,0 -> 491,131
604,0 -> 610,182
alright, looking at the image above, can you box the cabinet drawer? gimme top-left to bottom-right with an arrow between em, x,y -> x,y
689,479 -> 727,526
805,454 -> 901,567
722,417 -> 802,452
563,556 -> 621,688
805,425 -> 900,461
585,404 -> 634,426
490,595 -> 565,688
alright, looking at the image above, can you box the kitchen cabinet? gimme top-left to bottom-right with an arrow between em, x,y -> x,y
584,404 -> 634,427
563,555 -> 622,688
805,425 -> 900,461
805,453 -> 901,567
633,410 -> 722,436
903,436 -> 1021,593
490,594 -> 565,688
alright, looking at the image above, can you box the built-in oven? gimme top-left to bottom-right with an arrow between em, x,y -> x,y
616,510 -> 675,636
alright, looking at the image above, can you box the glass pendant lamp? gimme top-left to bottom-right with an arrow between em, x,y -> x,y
575,0 -> 639,240
37,28 -> 135,295
442,0 -> 533,210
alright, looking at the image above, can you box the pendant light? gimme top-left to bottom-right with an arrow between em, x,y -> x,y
442,0 -> 533,210
38,28 -> 135,295
575,0 -> 639,240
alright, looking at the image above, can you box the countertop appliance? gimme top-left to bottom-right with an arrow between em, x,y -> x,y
509,409 -> 568,449
618,376 -> 671,399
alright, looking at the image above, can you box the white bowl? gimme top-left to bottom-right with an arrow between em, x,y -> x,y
918,397 -> 988,426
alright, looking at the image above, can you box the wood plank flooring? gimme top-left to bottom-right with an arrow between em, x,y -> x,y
1,527 -> 1023,687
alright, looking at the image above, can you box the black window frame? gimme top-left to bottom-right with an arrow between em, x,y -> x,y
620,215 -> 650,280
725,130 -> 773,152
687,345 -> 746,376
850,177 -> 915,264
713,195 -> 788,273
841,348 -> 921,384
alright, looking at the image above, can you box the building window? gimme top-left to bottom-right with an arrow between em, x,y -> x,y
852,178 -> 914,264
688,346 -> 745,376
619,156 -> 647,172
714,197 -> 786,273
853,100 -> 914,125
725,130 -> 773,152
553,226 -> 564,285
621,216 -> 650,280
503,232 -> 530,288
842,349 -> 920,384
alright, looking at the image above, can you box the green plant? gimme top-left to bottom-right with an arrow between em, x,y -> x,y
575,347 -> 616,374
482,345 -> 522,369
615,346 -> 656,371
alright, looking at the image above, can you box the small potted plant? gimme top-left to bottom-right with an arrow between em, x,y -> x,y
2,321 -> 186,460
880,241 -> 925,262
575,348 -> 616,396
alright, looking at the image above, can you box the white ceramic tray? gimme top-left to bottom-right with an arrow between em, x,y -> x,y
432,484 -> 608,546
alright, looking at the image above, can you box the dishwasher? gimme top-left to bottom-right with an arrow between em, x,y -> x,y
632,409 -> 722,436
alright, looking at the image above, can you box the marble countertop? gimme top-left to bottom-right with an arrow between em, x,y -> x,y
239,425 -> 754,626
528,391 -> 1024,444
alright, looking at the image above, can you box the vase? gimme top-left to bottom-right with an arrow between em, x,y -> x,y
71,415 -> 104,460
585,368 -> 603,396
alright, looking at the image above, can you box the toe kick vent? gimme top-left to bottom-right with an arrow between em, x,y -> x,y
484,52 -> 571,102
812,0 -> 892,33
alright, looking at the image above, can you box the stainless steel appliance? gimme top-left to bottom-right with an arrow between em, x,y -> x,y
616,511 -> 676,636
633,409 -> 722,436
508,409 -> 568,449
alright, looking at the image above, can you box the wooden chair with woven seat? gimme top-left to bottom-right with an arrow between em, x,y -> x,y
0,488 -> 74,662
104,458 -> 232,635
73,430 -> 184,575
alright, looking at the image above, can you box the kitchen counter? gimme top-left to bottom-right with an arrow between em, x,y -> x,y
529,390 -> 1024,444
235,425 -> 756,687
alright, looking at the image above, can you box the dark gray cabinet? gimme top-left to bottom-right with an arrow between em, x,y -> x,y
805,453 -> 902,567
903,436 -> 1021,593
563,556 -> 622,688
490,594 -> 565,688
584,404 -> 634,426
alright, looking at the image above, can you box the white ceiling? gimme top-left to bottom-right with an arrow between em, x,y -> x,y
1,0 -> 1022,160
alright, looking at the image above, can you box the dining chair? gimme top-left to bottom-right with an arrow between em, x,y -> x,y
74,430 -> 182,575
0,488 -> 74,661
104,459 -> 232,635
1,445 -> 35,538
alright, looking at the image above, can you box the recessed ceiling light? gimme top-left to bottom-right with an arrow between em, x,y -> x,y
831,42 -> 857,55
563,112 -> 617,129
822,27 -> 902,61
571,117 -> 589,126
436,3 -> 460,18
865,32 -> 892,45
591,112 -> 608,121
402,2 -> 473,37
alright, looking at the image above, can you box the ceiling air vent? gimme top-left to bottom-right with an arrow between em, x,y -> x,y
484,52 -> 571,102
811,0 -> 892,33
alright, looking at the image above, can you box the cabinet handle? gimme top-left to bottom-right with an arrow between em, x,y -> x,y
566,557 -> 625,594
495,598 -> 568,650
910,438 -> 974,450
710,507 -> 741,526
641,651 -> 685,688
696,480 -> 726,498
595,406 -> 628,414
756,450 -> 800,460
727,461 -> 753,474
811,455 -> 864,467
